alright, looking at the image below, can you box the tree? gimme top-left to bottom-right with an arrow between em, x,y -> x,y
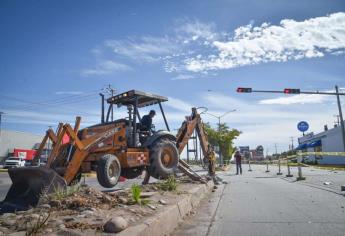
204,122 -> 241,162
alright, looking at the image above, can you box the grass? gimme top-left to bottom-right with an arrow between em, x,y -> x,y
52,183 -> 81,201
157,175 -> 177,192
130,183 -> 150,206
131,183 -> 142,204
25,210 -> 50,236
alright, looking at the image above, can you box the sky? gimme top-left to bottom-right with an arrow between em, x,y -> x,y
1,0 -> 345,154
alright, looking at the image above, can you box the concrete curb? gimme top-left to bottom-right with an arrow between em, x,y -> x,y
118,181 -> 214,236
0,169 -> 8,173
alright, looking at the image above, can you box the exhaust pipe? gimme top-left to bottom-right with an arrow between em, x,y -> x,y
100,93 -> 105,123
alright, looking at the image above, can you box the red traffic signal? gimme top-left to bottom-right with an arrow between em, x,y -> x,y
237,87 -> 252,93
284,88 -> 300,94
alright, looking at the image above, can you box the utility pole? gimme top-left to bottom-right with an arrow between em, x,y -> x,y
105,85 -> 116,122
335,85 -> 345,152
0,111 -> 4,137
290,137 -> 294,150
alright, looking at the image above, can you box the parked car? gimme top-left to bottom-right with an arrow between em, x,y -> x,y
4,156 -> 26,169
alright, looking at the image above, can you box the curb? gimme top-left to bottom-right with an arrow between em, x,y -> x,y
0,169 -> 8,173
118,181 -> 214,236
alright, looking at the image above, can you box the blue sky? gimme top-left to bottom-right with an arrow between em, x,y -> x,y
1,0 -> 345,154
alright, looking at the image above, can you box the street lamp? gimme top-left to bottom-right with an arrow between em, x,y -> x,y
205,109 -> 236,166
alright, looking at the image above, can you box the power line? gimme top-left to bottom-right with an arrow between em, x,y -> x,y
0,92 -> 100,115
0,91 -> 99,110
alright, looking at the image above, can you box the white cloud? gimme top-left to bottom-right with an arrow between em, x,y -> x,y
104,36 -> 177,63
181,12 -> 345,72
175,19 -> 219,41
259,94 -> 331,105
171,74 -> 194,80
81,60 -> 132,76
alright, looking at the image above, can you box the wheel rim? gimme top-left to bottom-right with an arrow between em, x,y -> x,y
108,161 -> 119,182
161,148 -> 174,168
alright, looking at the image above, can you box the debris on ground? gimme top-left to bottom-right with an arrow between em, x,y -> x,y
0,175 -> 209,235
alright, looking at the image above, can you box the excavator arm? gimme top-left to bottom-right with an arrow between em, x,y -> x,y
175,107 -> 216,181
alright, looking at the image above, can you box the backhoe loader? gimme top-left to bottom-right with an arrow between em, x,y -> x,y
0,90 -> 216,213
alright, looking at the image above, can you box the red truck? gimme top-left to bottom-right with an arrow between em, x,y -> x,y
4,149 -> 37,168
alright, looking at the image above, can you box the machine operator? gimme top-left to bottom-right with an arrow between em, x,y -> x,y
140,110 -> 156,132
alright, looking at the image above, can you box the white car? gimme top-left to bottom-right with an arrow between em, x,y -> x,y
4,156 -> 26,169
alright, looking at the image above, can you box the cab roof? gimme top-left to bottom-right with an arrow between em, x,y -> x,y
107,90 -> 168,108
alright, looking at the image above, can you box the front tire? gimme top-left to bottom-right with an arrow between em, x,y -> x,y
97,154 -> 121,188
148,139 -> 179,179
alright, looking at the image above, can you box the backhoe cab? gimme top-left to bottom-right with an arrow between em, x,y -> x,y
92,90 -> 179,183
103,90 -> 174,148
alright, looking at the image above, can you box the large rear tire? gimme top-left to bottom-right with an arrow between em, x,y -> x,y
97,154 -> 121,188
148,139 -> 179,179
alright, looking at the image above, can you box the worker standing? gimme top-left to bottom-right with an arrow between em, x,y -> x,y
235,151 -> 242,175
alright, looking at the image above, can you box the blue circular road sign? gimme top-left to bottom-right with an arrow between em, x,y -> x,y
297,121 -> 309,132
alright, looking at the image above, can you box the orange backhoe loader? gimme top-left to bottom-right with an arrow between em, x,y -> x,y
0,90 -> 216,213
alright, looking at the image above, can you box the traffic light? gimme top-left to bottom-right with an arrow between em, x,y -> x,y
237,87 -> 252,93
284,88 -> 300,94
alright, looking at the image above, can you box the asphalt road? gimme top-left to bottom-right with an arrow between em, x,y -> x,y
173,164 -> 345,236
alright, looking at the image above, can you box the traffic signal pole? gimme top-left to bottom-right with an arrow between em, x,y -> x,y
335,86 -> 345,152
237,86 -> 345,152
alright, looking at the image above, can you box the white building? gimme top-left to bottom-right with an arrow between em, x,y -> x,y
297,124 -> 345,165
0,130 -> 43,163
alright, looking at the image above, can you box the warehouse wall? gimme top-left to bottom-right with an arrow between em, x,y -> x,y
0,130 -> 43,163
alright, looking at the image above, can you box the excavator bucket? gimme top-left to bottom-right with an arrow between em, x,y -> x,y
0,167 -> 67,213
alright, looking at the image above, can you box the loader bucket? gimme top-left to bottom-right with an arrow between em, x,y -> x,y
0,167 -> 67,213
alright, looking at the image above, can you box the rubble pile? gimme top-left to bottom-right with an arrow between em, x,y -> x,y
0,181 -> 194,235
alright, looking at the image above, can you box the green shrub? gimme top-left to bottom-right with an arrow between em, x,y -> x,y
131,183 -> 142,205
158,175 -> 177,191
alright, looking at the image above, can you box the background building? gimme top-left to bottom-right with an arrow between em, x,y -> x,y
0,130 -> 43,163
297,124 -> 345,165
250,145 -> 265,161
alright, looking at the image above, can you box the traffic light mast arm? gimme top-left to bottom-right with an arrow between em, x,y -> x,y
238,88 -> 345,96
